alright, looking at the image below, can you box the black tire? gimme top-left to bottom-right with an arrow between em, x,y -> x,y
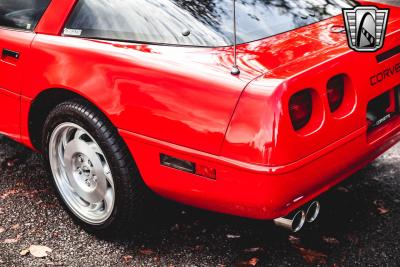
42,99 -> 147,237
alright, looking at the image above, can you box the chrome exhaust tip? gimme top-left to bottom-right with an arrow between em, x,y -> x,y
273,210 -> 306,233
305,201 -> 320,223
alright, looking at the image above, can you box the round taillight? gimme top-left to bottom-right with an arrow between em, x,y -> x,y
289,90 -> 313,131
327,75 -> 345,112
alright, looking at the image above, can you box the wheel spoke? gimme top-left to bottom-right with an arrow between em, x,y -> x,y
61,130 -> 69,149
90,153 -> 105,174
57,131 -> 69,167
68,138 -> 81,153
103,188 -> 114,214
89,203 -> 99,210
58,144 -> 66,167
74,129 -> 86,142
58,167 -> 77,196
61,170 -> 76,193
88,141 -> 103,156
87,142 -> 114,188
103,164 -> 114,187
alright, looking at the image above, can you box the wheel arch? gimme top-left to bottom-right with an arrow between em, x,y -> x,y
28,88 -> 112,151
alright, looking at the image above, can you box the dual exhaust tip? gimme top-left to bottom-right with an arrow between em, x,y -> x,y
273,201 -> 321,232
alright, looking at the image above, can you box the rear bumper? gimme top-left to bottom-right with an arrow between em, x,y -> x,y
119,116 -> 400,220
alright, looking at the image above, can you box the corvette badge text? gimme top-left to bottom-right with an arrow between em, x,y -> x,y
370,62 -> 400,86
343,6 -> 389,52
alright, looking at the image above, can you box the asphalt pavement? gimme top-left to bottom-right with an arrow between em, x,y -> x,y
1,132 -> 400,267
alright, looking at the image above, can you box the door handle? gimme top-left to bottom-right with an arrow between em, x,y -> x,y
2,49 -> 20,59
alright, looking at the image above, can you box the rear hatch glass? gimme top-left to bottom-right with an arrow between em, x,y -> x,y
64,0 -> 358,47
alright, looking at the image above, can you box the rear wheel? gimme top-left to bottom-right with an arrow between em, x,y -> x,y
42,100 -> 146,237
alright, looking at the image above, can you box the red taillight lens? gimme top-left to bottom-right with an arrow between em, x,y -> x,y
195,164 -> 216,180
289,90 -> 313,130
327,75 -> 345,112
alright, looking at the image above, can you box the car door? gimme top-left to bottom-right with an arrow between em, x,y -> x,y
0,0 -> 50,139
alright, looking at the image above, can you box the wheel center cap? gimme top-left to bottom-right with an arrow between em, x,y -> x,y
63,139 -> 108,203
74,153 -> 96,188
81,165 -> 91,177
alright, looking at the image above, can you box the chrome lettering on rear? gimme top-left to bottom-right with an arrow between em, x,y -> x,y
373,114 -> 392,128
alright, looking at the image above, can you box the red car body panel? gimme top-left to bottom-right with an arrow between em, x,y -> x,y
0,29 -> 36,140
1,0 -> 399,219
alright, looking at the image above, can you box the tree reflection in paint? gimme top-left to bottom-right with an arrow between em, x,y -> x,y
65,0 -> 358,47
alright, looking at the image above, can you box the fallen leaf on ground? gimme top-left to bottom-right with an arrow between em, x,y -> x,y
377,207 -> 390,214
0,189 -> 21,200
3,238 -> 19,244
322,236 -> 340,245
28,245 -> 52,258
297,247 -> 327,264
139,249 -> 154,256
0,227 -> 5,234
288,235 -> 301,245
226,234 -> 241,239
10,224 -> 20,230
374,200 -> 390,215
122,255 -> 133,264
3,234 -> 21,244
244,247 -> 264,253
20,249 -> 30,256
3,238 -> 18,244
6,159 -> 18,167
337,186 -> 350,193
248,257 -> 259,266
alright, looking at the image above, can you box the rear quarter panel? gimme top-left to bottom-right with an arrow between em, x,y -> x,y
22,36 -> 258,154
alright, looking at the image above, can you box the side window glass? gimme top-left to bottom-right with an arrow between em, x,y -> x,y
0,0 -> 51,31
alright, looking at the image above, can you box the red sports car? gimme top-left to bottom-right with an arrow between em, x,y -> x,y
0,0 -> 399,235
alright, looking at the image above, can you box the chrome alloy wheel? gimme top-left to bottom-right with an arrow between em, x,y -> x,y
49,122 -> 115,225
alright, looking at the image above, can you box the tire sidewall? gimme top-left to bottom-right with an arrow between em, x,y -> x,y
42,101 -> 131,233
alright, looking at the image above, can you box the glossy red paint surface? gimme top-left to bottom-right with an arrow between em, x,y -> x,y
0,0 -> 399,219
0,29 -> 35,139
